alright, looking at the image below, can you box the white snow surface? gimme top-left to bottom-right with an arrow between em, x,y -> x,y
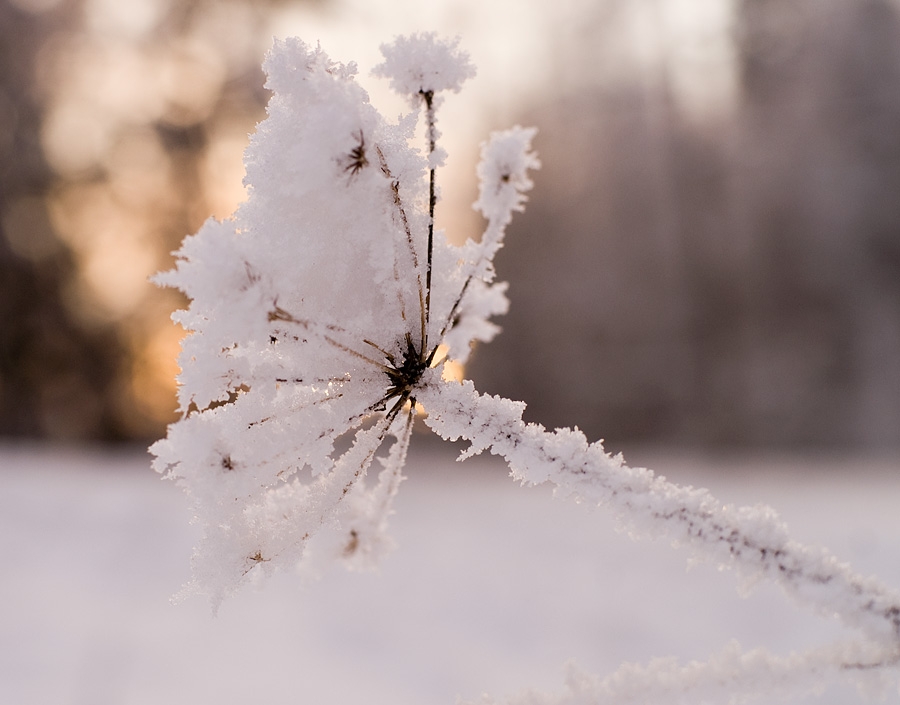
2,441 -> 899,705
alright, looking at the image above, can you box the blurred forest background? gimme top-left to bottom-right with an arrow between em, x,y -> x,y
1,0 -> 899,450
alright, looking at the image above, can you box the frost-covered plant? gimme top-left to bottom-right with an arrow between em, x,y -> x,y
152,34 -> 900,704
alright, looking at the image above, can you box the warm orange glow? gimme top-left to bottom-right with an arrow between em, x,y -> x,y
156,39 -> 226,126
128,319 -> 185,431
202,117 -> 256,219
47,183 -> 157,324
434,344 -> 465,384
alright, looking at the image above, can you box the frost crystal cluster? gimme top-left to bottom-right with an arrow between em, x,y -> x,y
153,34 -> 900,704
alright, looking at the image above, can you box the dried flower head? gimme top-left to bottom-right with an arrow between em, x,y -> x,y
150,35 -> 536,607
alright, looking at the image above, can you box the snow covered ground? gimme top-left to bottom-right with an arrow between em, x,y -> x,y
2,439 -> 899,704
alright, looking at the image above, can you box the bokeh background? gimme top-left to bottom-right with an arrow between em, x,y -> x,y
2,0 -> 899,450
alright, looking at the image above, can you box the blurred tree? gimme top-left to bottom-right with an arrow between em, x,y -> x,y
0,0 -> 321,441
0,0 -> 127,439
469,0 -> 900,449
731,0 -> 900,446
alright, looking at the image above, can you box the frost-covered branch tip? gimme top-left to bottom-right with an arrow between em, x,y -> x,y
152,33 -> 900,704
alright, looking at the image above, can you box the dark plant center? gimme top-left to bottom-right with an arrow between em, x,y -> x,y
385,334 -> 429,398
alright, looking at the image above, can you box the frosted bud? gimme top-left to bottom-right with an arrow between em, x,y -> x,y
373,33 -> 475,100
474,126 -> 541,223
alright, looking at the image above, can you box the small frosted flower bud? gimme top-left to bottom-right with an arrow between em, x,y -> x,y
474,126 -> 541,223
373,33 -> 475,101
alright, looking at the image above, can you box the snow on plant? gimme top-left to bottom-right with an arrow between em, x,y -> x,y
151,34 -> 900,703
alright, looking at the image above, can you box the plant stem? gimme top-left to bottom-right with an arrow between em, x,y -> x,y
421,376 -> 900,647
421,89 -> 436,351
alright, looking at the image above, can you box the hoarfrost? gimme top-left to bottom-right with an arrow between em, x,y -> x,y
152,33 -> 900,704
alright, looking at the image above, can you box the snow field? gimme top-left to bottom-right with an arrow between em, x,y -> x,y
2,442 -> 898,704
